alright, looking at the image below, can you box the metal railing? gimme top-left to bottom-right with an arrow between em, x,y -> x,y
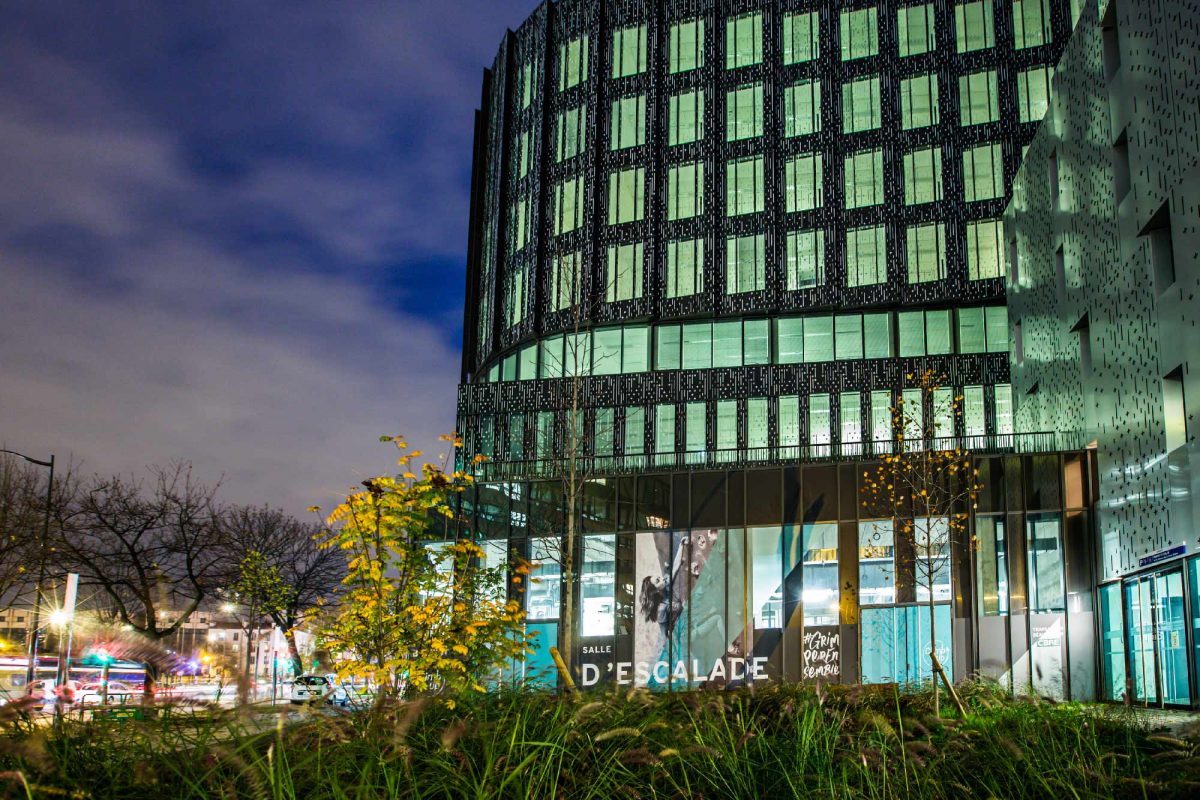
466,432 -> 1075,481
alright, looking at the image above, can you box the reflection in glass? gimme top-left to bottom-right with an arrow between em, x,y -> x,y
802,522 -> 839,626
750,527 -> 783,628
858,519 -> 894,605
912,517 -> 950,602
1027,515 -> 1065,612
1099,582 -> 1126,701
581,535 -> 616,636
861,604 -> 952,684
976,516 -> 1008,615
528,538 -> 562,620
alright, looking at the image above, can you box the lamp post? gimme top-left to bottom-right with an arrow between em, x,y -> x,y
1,449 -> 54,689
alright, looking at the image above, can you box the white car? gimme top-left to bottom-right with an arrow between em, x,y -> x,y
289,674 -> 336,704
77,680 -> 136,705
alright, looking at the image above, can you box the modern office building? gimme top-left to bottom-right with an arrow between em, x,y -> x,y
455,0 -> 1095,694
1006,0 -> 1200,707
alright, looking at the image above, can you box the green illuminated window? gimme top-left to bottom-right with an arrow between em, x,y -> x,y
553,176 -> 585,234
713,321 -> 742,367
610,95 -> 646,150
519,62 -> 535,109
846,225 -> 887,286
669,18 -> 705,73
845,149 -> 884,208
926,310 -> 952,354
683,323 -> 712,368
842,77 -> 882,132
900,73 -> 939,129
898,311 -> 925,356
785,153 -> 823,212
994,385 -> 1013,434
903,146 -> 943,205
611,25 -> 647,78
957,307 -> 986,353
897,4 -> 936,56
726,234 -> 766,294
539,335 -> 563,378
510,197 -> 530,253
726,156 -> 765,216
786,229 -> 824,289
1013,0 -> 1052,49
558,35 -> 589,91
782,11 -> 820,64
666,238 -> 704,298
555,105 -> 587,162
864,314 -> 891,358
667,161 -> 704,220
985,306 -> 1009,351
716,400 -> 737,452
668,89 -> 705,146
840,392 -> 863,443
779,395 -> 801,447
623,326 -> 649,372
963,386 -> 986,436
902,388 -> 923,440
551,251 -> 581,311
655,325 -> 681,369
840,8 -> 879,61
871,391 -> 892,443
655,404 -> 676,458
966,219 -> 1004,279
783,80 -> 821,137
593,329 -> 623,375
1017,66 -> 1053,123
608,167 -> 645,224
777,318 -> 804,363
727,83 -> 764,141
747,398 -> 769,451
804,317 -> 833,362
745,320 -> 769,364
809,394 -> 831,444
624,407 -> 645,455
906,223 -> 947,283
595,408 -> 615,457
963,143 -> 1003,201
686,403 -> 707,454
726,12 -> 763,69
835,315 -> 864,360
503,263 -> 526,328
959,70 -> 1000,125
955,1 -> 995,52
516,132 -> 531,178
605,242 -> 644,302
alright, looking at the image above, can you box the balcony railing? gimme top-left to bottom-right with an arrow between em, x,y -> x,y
465,432 -> 1075,481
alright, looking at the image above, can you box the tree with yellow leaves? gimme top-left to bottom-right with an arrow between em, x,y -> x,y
313,435 -> 529,703
860,370 -> 983,717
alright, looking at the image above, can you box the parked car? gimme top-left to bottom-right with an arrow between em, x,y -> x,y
77,680 -> 136,705
289,674 -> 335,704
330,681 -> 374,707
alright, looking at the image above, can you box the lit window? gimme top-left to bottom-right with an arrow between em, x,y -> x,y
666,161 -> 704,220
783,80 -> 821,137
685,402 -> 707,455
668,18 -> 705,73
516,132 -> 531,179
1017,66 -> 1053,123
785,230 -> 825,289
668,89 -> 705,146
665,238 -> 704,298
605,242 -> 644,302
963,143 -> 1003,201
553,176 -> 585,234
955,0 -> 995,53
959,70 -> 1000,126
726,234 -> 766,294
840,391 -> 863,444
906,223 -> 947,283
607,167 -> 645,224
957,307 -> 986,353
846,225 -> 887,286
550,251 -> 581,311
803,317 -> 833,362
897,3 -> 936,56
842,76 -> 882,132
555,105 -> 587,162
747,397 -> 769,452
1012,0 -> 1052,49
809,394 -> 832,445
966,219 -> 1004,279
778,395 -> 801,447
864,314 -> 891,358
900,73 -> 939,129
784,153 -> 823,212
726,83 -> 764,141
726,12 -> 763,69
844,149 -> 884,208
835,316 -> 864,361
726,156 -> 765,216
716,399 -> 738,452
713,321 -> 742,367
994,384 -> 1013,434
777,319 -> 804,363
610,94 -> 646,150
503,263 -> 526,327
624,407 -> 645,455
558,35 -> 590,92
782,11 -> 819,64
963,386 -> 986,437
518,62 -> 536,109
611,25 -> 647,79
903,146 -> 943,205
840,7 -> 879,61
655,405 -> 676,460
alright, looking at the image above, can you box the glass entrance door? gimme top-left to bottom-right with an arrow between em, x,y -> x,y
1125,577 -> 1157,704
1124,567 -> 1192,707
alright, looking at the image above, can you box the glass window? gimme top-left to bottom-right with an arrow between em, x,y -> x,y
594,407 -> 616,455
783,80 -> 821,138
985,306 -> 1009,351
912,517 -> 951,601
558,35 -> 590,92
555,105 -> 587,162
605,242 -> 644,302
777,318 -> 804,363
958,307 -> 986,353
963,143 -> 1003,201
581,536 -> 616,636
900,73 -> 939,129
933,386 -> 955,438
835,314 -> 864,360
782,11 -> 820,64
744,320 -> 769,364
726,156 -> 765,216
963,385 -> 986,436
507,411 -> 525,458
726,234 -> 766,294
1027,515 -> 1065,612
610,94 -> 646,150
655,404 -> 676,458
846,225 -> 887,287
747,397 -> 769,450
716,399 -> 738,451
655,325 -> 681,370
553,176 -> 585,234
503,264 -> 526,328
785,153 -> 824,213
624,406 -> 645,455
682,322 -> 713,369
903,146 -> 943,205
516,132 -> 531,179
685,401 -> 707,453
713,320 -> 742,367
510,197 -> 530,253
926,310 -> 952,354
669,18 -> 705,74
870,390 -> 893,444
668,89 -> 705,146
623,325 -> 649,372
528,538 -> 561,619
967,219 -> 1004,279
803,316 -> 834,362
562,332 -> 591,377
842,76 -> 882,132
976,517 -> 1008,614
906,223 -> 947,283
1017,66 -> 1053,123
959,70 -> 1000,126
955,1 -> 995,52
750,526 -> 784,632
786,229 -> 825,289
519,343 -> 538,380
502,353 -> 518,382
611,24 -> 647,79
779,395 -> 801,447
608,167 -> 645,224
840,7 -> 879,61
994,384 -> 1013,434
859,520 -> 895,605
667,161 -> 704,220
809,394 -> 831,445
898,311 -> 926,356
518,62 -> 535,109
845,149 -> 884,209
802,522 -> 839,625
551,251 -> 580,311
666,238 -> 704,298
539,335 -> 564,379
864,313 -> 892,358
1013,0 -> 1052,49
727,83 -> 764,141
840,391 -> 862,443
897,3 -> 936,57
726,12 -> 763,69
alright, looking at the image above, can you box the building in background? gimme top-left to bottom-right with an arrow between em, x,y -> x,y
1006,0 -> 1200,707
454,0 -> 1100,696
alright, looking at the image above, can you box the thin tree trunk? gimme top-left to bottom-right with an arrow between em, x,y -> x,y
928,557 -> 939,718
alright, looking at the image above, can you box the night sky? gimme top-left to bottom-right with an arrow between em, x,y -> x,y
0,1 -> 538,512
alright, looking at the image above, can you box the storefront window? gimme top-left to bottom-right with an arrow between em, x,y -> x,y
528,538 -> 562,620
861,604 -> 952,685
859,520 -> 895,605
976,516 -> 1008,615
581,535 -> 616,636
912,517 -> 951,601
1027,514 -> 1065,612
802,522 -> 839,626
750,526 -> 783,629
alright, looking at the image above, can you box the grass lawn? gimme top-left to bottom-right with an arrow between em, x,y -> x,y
1,682 -> 1198,799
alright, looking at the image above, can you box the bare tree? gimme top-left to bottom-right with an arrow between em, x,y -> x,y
56,463 -> 227,699
0,454 -> 48,610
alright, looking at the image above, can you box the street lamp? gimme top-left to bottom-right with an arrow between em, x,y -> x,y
0,449 -> 54,689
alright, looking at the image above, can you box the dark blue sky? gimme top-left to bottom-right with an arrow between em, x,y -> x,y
0,1 -> 537,510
